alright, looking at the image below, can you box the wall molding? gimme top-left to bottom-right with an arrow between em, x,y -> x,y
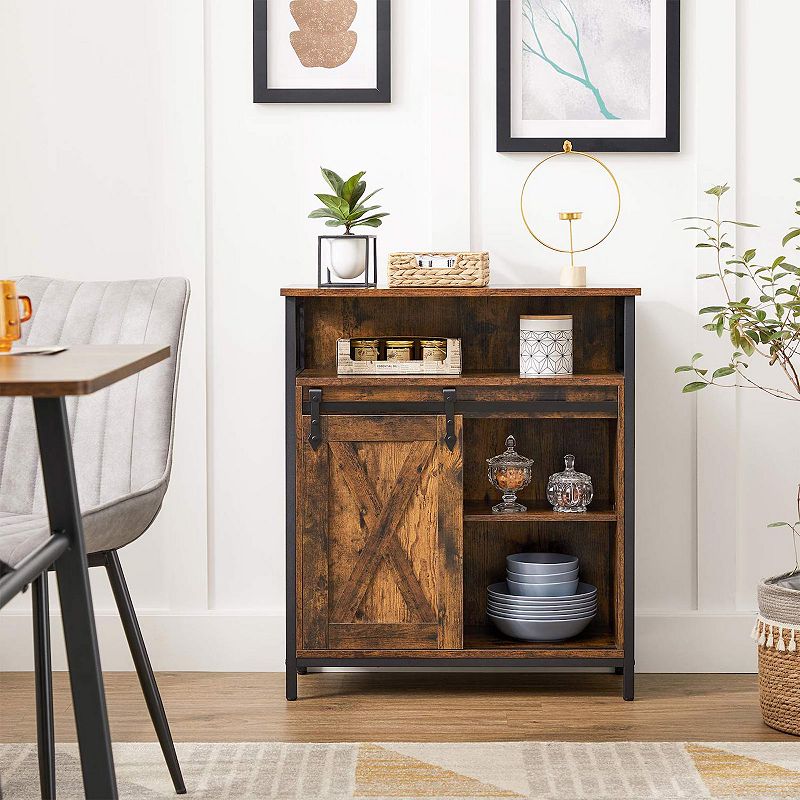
0,612 -> 757,673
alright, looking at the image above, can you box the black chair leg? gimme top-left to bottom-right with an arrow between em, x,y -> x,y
32,575 -> 56,800
103,550 -> 186,795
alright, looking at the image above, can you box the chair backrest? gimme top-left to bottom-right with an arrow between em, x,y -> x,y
0,277 -> 189,515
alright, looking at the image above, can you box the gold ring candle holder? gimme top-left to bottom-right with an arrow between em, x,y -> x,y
520,140 -> 621,288
487,435 -> 534,514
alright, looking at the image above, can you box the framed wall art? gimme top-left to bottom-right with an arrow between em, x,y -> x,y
253,0 -> 391,103
497,0 -> 680,152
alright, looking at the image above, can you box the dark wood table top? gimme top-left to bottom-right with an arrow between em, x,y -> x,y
280,285 -> 642,298
0,344 -> 170,397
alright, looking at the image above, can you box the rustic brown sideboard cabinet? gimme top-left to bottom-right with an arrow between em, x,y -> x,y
282,286 -> 639,701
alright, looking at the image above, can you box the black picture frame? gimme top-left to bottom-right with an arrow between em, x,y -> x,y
253,0 -> 391,104
496,0 -> 680,153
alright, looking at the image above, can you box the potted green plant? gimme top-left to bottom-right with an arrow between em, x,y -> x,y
309,168 -> 388,282
675,179 -> 800,735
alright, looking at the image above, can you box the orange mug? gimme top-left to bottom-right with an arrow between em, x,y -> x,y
0,280 -> 32,352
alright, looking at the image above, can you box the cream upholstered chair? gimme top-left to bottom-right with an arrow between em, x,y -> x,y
0,276 -> 189,798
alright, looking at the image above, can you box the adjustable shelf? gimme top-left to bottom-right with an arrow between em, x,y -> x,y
463,502 -> 618,523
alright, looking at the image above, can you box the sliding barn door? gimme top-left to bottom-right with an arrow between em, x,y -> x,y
299,415 -> 463,651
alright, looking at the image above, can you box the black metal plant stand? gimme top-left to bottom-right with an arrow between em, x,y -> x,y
317,235 -> 378,289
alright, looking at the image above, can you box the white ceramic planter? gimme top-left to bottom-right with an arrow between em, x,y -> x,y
519,314 -> 573,376
326,235 -> 367,280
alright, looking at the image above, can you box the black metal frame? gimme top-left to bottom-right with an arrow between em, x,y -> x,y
623,296 -> 636,701
496,0 -> 681,153
285,294 -> 636,701
317,235 -> 378,289
253,0 -> 392,104
0,397 -> 118,798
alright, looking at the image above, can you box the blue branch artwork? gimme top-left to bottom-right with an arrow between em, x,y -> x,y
522,0 -> 618,121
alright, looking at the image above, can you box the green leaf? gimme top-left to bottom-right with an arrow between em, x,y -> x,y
347,204 -> 381,222
699,306 -> 725,314
350,181 -> 366,208
712,366 -> 735,378
341,171 -> 366,203
357,188 -> 383,207
741,336 -> 755,356
320,168 -> 344,195
324,219 -> 346,227
743,249 -> 756,262
315,193 -> 348,216
768,522 -> 791,528
684,226 -> 711,232
722,220 -> 759,227
783,228 -> 800,247
683,382 -> 708,393
705,183 -> 730,197
695,243 -> 716,248
308,208 -> 338,219
697,273 -> 719,279
674,365 -> 693,373
691,352 -> 704,363
354,217 -> 383,228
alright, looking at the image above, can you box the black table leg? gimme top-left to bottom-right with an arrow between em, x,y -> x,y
33,397 -> 118,800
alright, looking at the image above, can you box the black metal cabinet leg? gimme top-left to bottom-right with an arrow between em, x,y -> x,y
623,658 -> 635,701
286,660 -> 298,701
614,666 -> 623,676
33,397 -> 117,800
104,550 -> 186,795
32,575 -> 56,800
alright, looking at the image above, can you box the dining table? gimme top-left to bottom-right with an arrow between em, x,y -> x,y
0,344 -> 170,800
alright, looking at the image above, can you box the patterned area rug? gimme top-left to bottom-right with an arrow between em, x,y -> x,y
2,742 -> 800,799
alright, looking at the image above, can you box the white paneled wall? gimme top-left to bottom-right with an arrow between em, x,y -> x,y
1,0 -> 797,672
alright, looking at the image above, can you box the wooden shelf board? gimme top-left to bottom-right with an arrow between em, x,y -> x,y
462,625 -> 621,658
296,369 -> 624,387
282,285 -> 641,298
464,502 -> 618,523
297,627 -> 621,661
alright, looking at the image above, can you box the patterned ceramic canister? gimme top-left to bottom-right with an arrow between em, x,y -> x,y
519,315 -> 573,376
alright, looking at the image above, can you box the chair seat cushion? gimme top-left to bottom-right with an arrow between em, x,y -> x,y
0,480 -> 168,568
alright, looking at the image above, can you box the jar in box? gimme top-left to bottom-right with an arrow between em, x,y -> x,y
419,338 -> 447,362
351,338 -> 380,361
385,339 -> 414,362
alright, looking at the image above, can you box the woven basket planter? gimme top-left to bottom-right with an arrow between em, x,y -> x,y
388,252 -> 490,288
755,574 -> 800,736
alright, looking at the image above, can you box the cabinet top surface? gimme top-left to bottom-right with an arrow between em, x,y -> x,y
280,285 -> 642,298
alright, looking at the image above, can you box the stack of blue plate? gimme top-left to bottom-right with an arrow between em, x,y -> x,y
487,553 -> 597,642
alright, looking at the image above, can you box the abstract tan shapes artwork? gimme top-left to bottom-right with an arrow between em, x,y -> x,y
289,0 -> 358,69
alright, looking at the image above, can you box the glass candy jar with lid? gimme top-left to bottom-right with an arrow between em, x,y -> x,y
487,435 -> 534,513
547,454 -> 594,513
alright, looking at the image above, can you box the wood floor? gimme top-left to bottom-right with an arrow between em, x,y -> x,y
0,672 -> 792,743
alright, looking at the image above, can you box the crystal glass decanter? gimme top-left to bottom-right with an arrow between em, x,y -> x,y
487,435 -> 534,513
547,454 -> 593,513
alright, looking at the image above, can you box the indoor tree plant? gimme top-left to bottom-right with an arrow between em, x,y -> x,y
676,179 -> 800,735
309,167 -> 388,280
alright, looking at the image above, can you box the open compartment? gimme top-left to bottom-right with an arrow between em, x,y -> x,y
301,295 -> 621,376
462,519 -> 619,653
463,417 -> 619,517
